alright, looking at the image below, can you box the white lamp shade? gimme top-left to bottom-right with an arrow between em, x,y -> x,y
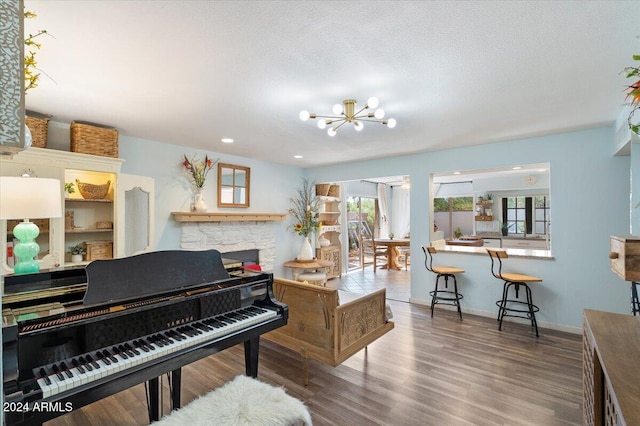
374,108 -> 385,119
353,121 -> 364,131
387,118 -> 397,128
332,103 -> 343,115
299,110 -> 310,121
367,97 -> 379,109
317,119 -> 327,129
0,177 -> 62,219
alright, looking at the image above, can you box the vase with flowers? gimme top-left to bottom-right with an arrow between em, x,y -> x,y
288,178 -> 320,260
182,154 -> 219,212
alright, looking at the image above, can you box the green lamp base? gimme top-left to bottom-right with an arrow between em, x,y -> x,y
12,221 -> 41,275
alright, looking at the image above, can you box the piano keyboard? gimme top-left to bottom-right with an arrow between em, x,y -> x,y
33,305 -> 277,399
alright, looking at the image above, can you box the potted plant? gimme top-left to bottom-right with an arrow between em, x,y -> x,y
454,227 -> 462,239
389,232 -> 395,240
501,222 -> 509,236
68,243 -> 85,262
64,182 -> 75,198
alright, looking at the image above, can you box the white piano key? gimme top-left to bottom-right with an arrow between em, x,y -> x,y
32,306 -> 279,399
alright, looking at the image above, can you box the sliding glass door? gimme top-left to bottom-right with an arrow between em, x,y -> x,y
346,196 -> 377,270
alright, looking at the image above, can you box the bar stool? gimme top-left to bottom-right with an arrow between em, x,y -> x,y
422,245 -> 464,320
486,248 -> 542,337
632,281 -> 639,316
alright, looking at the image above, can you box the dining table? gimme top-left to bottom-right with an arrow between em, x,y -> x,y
373,238 -> 410,270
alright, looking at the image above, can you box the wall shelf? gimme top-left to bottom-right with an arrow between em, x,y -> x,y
172,212 -> 286,222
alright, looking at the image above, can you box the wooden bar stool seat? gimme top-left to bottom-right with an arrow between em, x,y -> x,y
486,248 -> 542,337
422,245 -> 465,320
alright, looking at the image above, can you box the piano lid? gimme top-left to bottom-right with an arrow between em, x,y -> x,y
83,249 -> 230,305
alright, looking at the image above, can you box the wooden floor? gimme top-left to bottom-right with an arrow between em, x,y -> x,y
46,297 -> 583,426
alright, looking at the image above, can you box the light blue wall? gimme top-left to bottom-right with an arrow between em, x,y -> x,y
117,126 -> 630,330
118,135 -> 304,278
307,127 -> 631,331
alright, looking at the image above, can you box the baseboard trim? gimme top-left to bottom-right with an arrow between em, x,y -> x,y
408,297 -> 581,335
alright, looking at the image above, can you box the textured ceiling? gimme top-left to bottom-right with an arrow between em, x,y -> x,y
24,1 -> 640,167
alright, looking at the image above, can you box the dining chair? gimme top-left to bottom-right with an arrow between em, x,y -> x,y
486,248 -> 542,337
422,245 -> 464,320
361,235 -> 387,272
397,247 -> 410,270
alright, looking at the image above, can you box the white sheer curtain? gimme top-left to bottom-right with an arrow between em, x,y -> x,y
377,183 -> 390,238
392,186 -> 410,238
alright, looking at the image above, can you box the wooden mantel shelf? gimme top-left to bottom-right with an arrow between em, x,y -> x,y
172,212 -> 287,222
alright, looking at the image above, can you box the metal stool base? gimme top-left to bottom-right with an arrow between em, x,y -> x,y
496,281 -> 539,337
430,274 -> 463,320
632,281 -> 639,316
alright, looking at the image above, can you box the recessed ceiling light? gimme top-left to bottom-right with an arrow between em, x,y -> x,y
512,166 -> 522,170
221,138 -> 234,143
294,155 -> 303,159
453,171 -> 461,175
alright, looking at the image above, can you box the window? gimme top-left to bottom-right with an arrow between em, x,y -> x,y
434,196 -> 473,238
502,195 -> 549,235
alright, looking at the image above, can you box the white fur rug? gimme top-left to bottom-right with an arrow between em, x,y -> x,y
153,375 -> 312,426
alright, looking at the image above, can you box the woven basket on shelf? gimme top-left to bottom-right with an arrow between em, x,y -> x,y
25,110 -> 52,148
315,183 -> 330,196
328,184 -> 340,198
76,179 -> 111,199
70,120 -> 119,158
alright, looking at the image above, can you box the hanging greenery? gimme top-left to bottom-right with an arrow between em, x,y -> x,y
622,38 -> 640,134
24,10 -> 49,93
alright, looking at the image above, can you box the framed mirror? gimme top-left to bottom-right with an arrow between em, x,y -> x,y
217,163 -> 250,208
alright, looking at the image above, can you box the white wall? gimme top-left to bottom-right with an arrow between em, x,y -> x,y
307,126 -> 631,331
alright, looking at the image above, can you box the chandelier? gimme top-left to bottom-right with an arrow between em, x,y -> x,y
299,97 -> 396,137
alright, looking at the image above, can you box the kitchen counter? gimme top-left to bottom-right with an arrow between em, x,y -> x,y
439,244 -> 553,259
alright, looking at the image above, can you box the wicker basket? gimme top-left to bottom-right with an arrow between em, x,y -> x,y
328,184 -> 340,198
315,183 -> 330,196
70,120 -> 119,158
96,221 -> 113,229
25,110 -> 51,148
76,179 -> 111,199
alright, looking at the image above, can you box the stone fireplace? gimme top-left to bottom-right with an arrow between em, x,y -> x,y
175,213 -> 285,271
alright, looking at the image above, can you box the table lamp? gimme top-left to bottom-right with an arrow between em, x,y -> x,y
0,176 -> 62,274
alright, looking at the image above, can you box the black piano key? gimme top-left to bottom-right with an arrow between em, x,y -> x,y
39,368 -> 52,385
135,339 -> 151,352
124,346 -> 136,357
81,355 -> 97,371
96,351 -> 111,366
71,358 -> 86,374
141,338 -> 156,350
150,335 -> 164,347
85,354 -> 101,369
103,349 -> 118,363
60,362 -> 74,378
124,343 -> 140,356
51,364 -> 65,381
113,346 -> 128,359
166,330 -> 183,341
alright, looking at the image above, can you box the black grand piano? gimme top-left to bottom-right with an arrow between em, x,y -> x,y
2,249 -> 287,425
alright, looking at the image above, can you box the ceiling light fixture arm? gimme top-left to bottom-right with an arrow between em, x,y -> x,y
299,97 -> 396,136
